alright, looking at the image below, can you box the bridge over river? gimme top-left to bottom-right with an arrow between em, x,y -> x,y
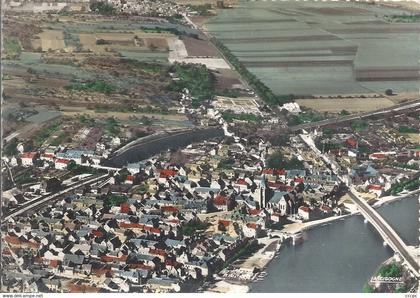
299,133 -> 420,278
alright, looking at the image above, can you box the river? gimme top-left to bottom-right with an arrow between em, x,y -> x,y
251,196 -> 419,292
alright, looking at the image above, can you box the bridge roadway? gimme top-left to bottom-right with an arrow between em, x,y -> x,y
299,133 -> 420,278
2,173 -> 109,222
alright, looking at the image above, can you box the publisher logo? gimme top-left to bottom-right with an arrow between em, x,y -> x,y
370,276 -> 403,284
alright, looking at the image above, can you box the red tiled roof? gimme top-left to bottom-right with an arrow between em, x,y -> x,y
262,169 -> 286,175
214,195 -> 227,205
218,220 -> 231,227
101,254 -> 127,263
144,226 -> 161,235
21,152 -> 37,159
119,222 -> 144,229
149,248 -> 167,257
5,235 -> 21,245
166,219 -> 180,224
299,206 -> 311,213
249,209 -> 261,216
92,267 -> 112,277
368,184 -> 383,190
294,177 -> 304,183
246,222 -> 258,230
120,202 -> 131,214
129,263 -> 153,270
92,230 -> 103,237
321,205 -> 332,212
345,138 -> 357,147
236,179 -> 248,185
55,158 -> 70,164
49,260 -> 59,268
159,169 -> 178,178
68,283 -> 100,293
42,153 -> 55,158
161,206 -> 179,213
125,175 -> 134,182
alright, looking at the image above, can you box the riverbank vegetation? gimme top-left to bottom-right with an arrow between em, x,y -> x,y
387,178 -> 420,196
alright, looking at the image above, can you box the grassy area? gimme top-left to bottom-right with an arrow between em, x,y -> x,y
105,117 -> 120,136
398,126 -> 418,134
169,63 -> 215,108
266,150 -> 305,169
65,80 -> 116,95
378,262 -> 402,278
90,104 -> 171,115
50,131 -> 70,146
4,138 -> 19,157
222,111 -> 262,123
187,4 -> 212,16
141,26 -> 199,39
351,120 -> 368,132
387,177 -> 420,195
215,89 -> 241,98
218,158 -> 235,170
34,122 -> 61,146
287,110 -> 324,126
211,38 -> 294,107
104,194 -> 128,209
4,38 -> 22,58
90,1 -> 117,15
182,220 -> 211,236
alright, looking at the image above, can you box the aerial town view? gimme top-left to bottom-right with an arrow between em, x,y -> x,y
1,0 -> 419,294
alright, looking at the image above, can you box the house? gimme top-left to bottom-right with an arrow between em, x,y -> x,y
55,158 -> 70,170
266,191 -> 288,210
367,184 -> 383,197
213,194 -> 228,211
21,152 -> 38,167
243,222 -> 262,238
124,175 -> 134,185
298,206 -> 313,221
41,153 -> 55,162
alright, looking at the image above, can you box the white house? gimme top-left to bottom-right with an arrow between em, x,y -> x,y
55,158 -> 70,170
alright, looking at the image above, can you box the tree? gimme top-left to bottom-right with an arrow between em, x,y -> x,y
340,109 -> 350,116
67,160 -> 77,171
310,198 -> 317,207
4,138 -> 19,156
385,89 -> 393,96
266,151 -> 284,169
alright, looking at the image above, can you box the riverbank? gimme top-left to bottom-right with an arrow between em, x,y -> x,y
203,237 -> 280,293
205,191 -> 418,293
365,246 -> 419,293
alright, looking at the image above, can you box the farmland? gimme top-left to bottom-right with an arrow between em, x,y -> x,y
205,1 -> 420,97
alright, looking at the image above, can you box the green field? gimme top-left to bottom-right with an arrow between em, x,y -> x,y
206,1 -> 420,96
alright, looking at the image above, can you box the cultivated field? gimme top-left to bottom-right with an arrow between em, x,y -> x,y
36,30 -> 65,51
206,1 -> 420,96
296,97 -> 395,113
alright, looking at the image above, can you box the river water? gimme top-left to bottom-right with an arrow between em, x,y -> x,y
251,196 -> 419,292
